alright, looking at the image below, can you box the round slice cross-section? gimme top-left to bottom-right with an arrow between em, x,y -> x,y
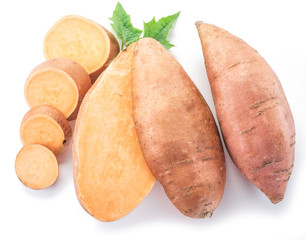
43,15 -> 119,83
15,144 -> 58,190
24,58 -> 91,120
20,105 -> 72,155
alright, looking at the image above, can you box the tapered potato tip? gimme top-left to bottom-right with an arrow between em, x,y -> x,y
44,15 -> 120,83
259,170 -> 292,204
15,144 -> 58,190
195,21 -> 217,37
24,58 -> 91,120
20,105 -> 72,155
195,21 -> 205,28
267,192 -> 284,204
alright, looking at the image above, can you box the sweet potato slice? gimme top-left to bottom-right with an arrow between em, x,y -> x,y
24,58 -> 91,120
43,15 -> 120,83
20,105 -> 72,155
131,38 -> 226,218
73,43 -> 155,222
196,22 -> 295,203
15,144 -> 58,190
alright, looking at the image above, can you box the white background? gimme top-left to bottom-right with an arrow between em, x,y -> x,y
1,0 -> 305,239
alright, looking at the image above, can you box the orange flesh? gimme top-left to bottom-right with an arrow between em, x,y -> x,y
15,144 -> 58,190
74,44 -> 155,221
21,114 -> 65,155
44,16 -> 109,74
25,70 -> 79,118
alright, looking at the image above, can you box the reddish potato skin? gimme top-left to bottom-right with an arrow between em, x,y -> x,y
132,38 -> 226,218
196,22 -> 295,203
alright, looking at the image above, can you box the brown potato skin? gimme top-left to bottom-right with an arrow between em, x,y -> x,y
21,105 -> 72,154
27,58 -> 91,121
196,22 -> 295,203
131,38 -> 226,218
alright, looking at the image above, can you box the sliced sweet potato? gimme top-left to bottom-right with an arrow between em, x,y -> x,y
131,38 -> 226,218
73,43 -> 155,222
43,15 -> 120,83
196,22 -> 295,203
20,105 -> 72,155
15,144 -> 58,190
24,58 -> 91,120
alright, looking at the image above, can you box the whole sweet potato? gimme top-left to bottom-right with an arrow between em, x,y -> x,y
196,22 -> 295,203
132,38 -> 225,218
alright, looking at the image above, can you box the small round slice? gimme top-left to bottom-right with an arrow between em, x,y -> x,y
43,15 -> 120,83
20,105 -> 72,155
15,144 -> 58,190
24,58 -> 91,120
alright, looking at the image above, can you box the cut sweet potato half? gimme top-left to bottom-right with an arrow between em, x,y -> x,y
43,15 -> 120,83
20,105 -> 72,155
24,58 -> 91,120
73,43 -> 155,222
15,144 -> 58,190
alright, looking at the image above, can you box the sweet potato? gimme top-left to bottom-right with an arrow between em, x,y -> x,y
15,144 -> 58,190
24,58 -> 91,120
43,15 -> 120,83
20,105 -> 72,155
73,43 -> 155,222
131,38 -> 225,218
196,22 -> 295,203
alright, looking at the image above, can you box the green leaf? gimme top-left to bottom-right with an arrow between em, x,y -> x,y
143,12 -> 180,49
109,2 -> 142,48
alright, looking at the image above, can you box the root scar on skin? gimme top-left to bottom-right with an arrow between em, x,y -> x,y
239,126 -> 255,135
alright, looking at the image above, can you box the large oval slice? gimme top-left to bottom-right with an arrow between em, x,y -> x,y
73,44 -> 155,222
